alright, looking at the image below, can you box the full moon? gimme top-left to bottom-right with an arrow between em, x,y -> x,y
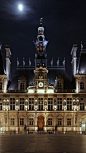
18,4 -> 23,11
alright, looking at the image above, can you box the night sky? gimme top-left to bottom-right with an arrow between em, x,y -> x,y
0,0 -> 86,79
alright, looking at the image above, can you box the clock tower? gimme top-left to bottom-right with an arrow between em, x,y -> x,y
34,62 -> 48,92
34,18 -> 48,67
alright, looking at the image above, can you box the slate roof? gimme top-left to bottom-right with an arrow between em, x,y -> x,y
78,51 -> 86,74
8,66 -> 73,90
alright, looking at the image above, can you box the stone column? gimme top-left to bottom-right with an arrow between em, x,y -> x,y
17,112 -> 19,133
35,112 -> 37,131
45,113 -> 46,126
54,113 -> 56,128
77,113 -> 79,131
64,113 -> 66,132
7,111 -> 9,131
73,113 -> 75,131
26,112 -> 27,127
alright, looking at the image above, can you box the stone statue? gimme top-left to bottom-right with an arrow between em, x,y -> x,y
29,58 -> 31,66
17,57 -> 19,67
23,58 -> 25,67
51,57 -> 53,66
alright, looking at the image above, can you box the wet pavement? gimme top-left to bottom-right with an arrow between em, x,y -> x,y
0,133 -> 86,153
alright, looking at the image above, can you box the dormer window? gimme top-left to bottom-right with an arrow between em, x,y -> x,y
20,83 -> 25,90
18,76 -> 26,90
80,82 -> 84,90
57,82 -> 62,90
0,83 -> 2,90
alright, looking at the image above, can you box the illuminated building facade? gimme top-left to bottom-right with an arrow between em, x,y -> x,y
0,19 -> 86,132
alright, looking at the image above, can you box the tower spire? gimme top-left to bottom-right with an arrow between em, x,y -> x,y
39,17 -> 43,26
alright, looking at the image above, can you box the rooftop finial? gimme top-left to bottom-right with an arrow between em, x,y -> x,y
39,17 -> 43,25
17,57 -> 19,67
81,41 -> 83,50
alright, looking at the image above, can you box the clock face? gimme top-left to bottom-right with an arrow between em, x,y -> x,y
39,82 -> 43,87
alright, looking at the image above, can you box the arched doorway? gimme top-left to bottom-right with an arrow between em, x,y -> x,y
37,115 -> 44,130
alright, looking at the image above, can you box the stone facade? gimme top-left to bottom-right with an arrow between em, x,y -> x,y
0,19 -> 86,133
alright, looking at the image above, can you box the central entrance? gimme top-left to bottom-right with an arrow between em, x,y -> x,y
37,115 -> 44,130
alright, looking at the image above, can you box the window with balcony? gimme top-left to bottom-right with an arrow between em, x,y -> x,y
58,118 -> 62,126
20,98 -> 24,110
67,118 -> 71,126
38,98 -> 43,110
80,82 -> 84,90
29,98 -> 34,110
57,98 -> 62,110
20,118 -> 24,125
29,118 -> 33,125
48,118 -> 52,125
10,98 -> 15,110
67,98 -> 72,110
11,118 -> 15,125
48,98 -> 53,111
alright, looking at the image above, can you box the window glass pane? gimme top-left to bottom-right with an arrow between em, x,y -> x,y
57,98 -> 62,110
20,98 -> 24,110
48,118 -> 52,125
67,118 -> 71,126
10,98 -> 15,110
38,98 -> 43,110
20,118 -> 24,125
0,103 -> 2,110
48,98 -> 53,111
67,98 -> 72,110
29,98 -> 34,110
11,118 -> 15,125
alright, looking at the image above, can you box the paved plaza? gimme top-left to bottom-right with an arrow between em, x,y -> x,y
0,133 -> 86,153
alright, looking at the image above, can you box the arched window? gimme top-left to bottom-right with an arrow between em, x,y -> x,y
80,82 -> 84,90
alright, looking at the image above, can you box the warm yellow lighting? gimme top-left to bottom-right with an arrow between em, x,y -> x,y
28,89 -> 34,93
47,89 -> 54,93
4,89 -> 6,93
37,89 -> 44,93
76,85 -> 78,93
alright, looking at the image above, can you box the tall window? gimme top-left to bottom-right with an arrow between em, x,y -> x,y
29,98 -> 34,110
20,118 -> 24,125
11,118 -> 15,125
0,103 -> 2,110
20,98 -> 24,110
80,82 -> 84,89
10,98 -> 15,110
67,98 -> 72,110
38,98 -> 43,110
29,118 -> 33,125
48,98 -> 53,111
48,118 -> 52,125
57,98 -> 62,110
0,83 -> 2,90
80,103 -> 84,110
58,118 -> 62,126
67,118 -> 71,126
20,83 -> 25,90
